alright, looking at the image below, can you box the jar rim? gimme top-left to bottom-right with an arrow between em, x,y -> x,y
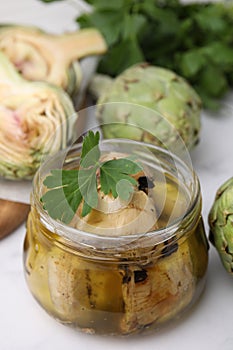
33,138 -> 201,249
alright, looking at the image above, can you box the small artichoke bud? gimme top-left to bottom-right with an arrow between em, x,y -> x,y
208,177 -> 233,274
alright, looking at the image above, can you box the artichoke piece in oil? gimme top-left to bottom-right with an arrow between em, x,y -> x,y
24,171 -> 208,335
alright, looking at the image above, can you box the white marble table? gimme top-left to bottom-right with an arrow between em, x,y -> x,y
0,1 -> 233,349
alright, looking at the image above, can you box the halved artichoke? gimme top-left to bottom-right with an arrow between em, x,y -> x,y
0,52 -> 77,179
0,24 -> 107,97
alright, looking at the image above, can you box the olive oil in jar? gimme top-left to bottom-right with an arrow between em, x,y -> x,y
24,141 -> 208,336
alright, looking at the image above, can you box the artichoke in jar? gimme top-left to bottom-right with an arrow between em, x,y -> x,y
209,177 -> 233,274
119,240 -> 195,334
0,24 -> 107,97
0,52 -> 77,179
89,62 -> 202,150
23,129 -> 209,335
71,188 -> 158,236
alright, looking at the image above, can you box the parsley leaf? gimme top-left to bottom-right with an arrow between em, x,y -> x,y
39,0 -> 64,2
78,10 -> 124,46
98,37 -> 144,77
41,166 -> 99,222
80,130 -> 100,167
122,14 -> 147,41
83,0 -> 125,10
100,158 -> 141,201
41,169 -> 82,223
41,131 -> 142,223
178,49 -> 206,77
78,167 -> 98,214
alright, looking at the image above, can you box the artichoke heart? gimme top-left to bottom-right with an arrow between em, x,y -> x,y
90,62 -> 202,150
120,240 -> 195,334
208,177 -> 233,274
47,249 -> 124,330
0,52 -> 77,179
70,186 -> 158,237
0,25 -> 107,97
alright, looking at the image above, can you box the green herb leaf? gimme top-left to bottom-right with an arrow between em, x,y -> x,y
41,169 -> 82,224
201,42 -> 233,69
78,167 -> 99,215
122,14 -> 147,40
199,65 -> 228,97
98,37 -> 145,76
41,167 -> 99,222
77,10 -> 124,46
80,130 -> 100,167
39,0 -> 64,2
100,158 -> 141,200
194,7 -> 228,33
83,0 -> 125,10
41,131 -> 142,223
179,49 -> 206,77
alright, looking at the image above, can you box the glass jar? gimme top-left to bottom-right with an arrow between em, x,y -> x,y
23,139 -> 209,336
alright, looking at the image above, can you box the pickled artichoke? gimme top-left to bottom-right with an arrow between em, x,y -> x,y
71,187 -> 158,236
0,24 -> 107,97
209,177 -> 233,274
0,52 -> 76,179
44,239 -> 195,334
89,63 -> 202,150
24,158 -> 208,335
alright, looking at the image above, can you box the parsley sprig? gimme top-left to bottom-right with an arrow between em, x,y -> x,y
41,131 -> 141,223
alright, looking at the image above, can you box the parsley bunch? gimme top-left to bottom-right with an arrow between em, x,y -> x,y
77,0 -> 233,109
41,131 -> 141,223
39,0 -> 233,109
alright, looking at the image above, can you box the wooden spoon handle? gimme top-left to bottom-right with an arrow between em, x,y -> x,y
0,199 -> 30,239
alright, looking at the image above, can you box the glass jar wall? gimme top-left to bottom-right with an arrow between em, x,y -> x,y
23,140 -> 209,336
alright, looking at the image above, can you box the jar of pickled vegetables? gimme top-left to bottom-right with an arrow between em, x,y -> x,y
23,139 -> 209,336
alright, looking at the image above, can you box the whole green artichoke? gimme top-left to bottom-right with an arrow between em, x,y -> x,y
90,63 -> 202,151
209,177 -> 233,274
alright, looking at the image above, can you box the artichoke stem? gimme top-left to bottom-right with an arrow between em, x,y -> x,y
58,29 -> 107,63
88,74 -> 114,100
